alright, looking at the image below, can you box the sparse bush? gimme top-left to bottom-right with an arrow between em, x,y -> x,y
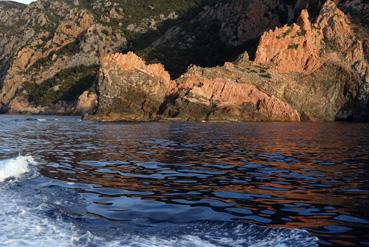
322,38 -> 339,52
24,64 -> 99,106
288,43 -> 299,49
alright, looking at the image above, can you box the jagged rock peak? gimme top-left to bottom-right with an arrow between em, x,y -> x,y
254,9 -> 322,74
317,0 -> 353,39
101,52 -> 171,84
254,0 -> 366,74
297,9 -> 312,32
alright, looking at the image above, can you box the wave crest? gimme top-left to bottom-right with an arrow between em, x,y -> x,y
0,156 -> 37,182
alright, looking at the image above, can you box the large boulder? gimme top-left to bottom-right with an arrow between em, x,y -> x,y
76,90 -> 98,115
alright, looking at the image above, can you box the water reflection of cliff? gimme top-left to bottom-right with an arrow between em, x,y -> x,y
39,122 -> 369,234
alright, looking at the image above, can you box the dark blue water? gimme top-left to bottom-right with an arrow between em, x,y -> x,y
1,115 -> 369,246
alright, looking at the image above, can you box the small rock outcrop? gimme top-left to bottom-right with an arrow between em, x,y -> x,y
88,52 -> 176,121
76,91 -> 98,115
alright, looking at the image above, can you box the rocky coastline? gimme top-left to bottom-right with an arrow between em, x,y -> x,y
1,0 -> 369,122
87,0 -> 369,122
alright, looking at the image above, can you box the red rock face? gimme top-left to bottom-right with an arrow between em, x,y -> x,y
174,74 -> 300,122
101,52 -> 172,86
255,9 -> 323,74
90,52 -> 177,121
90,52 -> 300,122
255,0 -> 366,74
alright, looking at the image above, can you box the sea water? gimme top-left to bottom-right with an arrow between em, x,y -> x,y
0,115 -> 368,246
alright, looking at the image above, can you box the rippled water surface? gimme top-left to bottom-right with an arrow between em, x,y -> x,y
1,115 -> 369,246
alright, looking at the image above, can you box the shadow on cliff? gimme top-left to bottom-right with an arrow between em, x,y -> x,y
335,95 -> 369,122
122,0 -> 259,79
123,0 -> 327,79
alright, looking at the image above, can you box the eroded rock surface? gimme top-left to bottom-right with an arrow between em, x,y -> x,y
89,0 -> 369,122
88,52 -> 176,121
88,52 -> 300,122
255,0 -> 369,120
1,0 -> 369,121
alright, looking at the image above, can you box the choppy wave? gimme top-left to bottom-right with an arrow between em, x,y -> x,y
0,156 -> 319,247
0,156 -> 37,182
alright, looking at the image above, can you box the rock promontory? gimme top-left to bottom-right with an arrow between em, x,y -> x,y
87,0 -> 369,122
1,0 -> 369,122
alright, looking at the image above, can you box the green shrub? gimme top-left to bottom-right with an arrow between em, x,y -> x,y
277,27 -> 292,39
288,43 -> 299,49
322,38 -> 339,52
24,64 -> 99,106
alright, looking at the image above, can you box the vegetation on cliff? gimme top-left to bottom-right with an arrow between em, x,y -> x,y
0,0 -> 369,121
24,65 -> 98,107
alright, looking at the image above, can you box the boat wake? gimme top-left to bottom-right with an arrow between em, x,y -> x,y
0,156 -> 37,182
0,156 -> 319,247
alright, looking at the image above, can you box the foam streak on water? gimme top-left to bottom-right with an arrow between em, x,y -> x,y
0,157 -> 318,247
0,157 -> 93,247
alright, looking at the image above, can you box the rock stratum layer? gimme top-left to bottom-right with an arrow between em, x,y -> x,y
1,0 -> 369,121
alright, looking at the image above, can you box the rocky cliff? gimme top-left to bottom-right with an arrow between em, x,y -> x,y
87,52 -> 300,122
255,0 -> 369,121
0,0 -> 333,115
88,0 -> 369,122
1,0 -> 369,121
0,0 -> 227,114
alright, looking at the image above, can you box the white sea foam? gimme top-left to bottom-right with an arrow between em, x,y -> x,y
0,193 -> 319,247
0,156 -> 37,182
0,157 -> 318,247
0,189 -> 96,247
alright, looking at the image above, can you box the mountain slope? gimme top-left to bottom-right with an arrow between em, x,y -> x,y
0,0 -> 368,121
0,0 -> 223,114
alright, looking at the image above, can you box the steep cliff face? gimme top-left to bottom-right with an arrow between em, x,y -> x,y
255,0 -> 369,120
1,0 -> 369,121
0,1 -> 27,85
0,0 -> 226,114
89,0 -> 369,122
87,52 -> 300,122
91,52 -> 176,121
